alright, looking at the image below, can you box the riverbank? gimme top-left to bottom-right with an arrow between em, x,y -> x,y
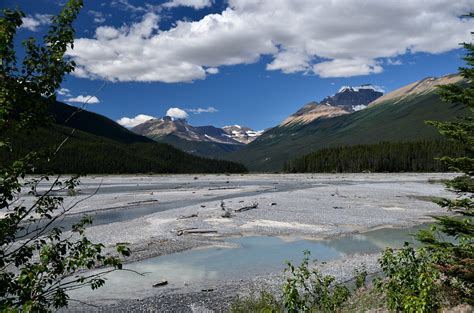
53,173 -> 455,311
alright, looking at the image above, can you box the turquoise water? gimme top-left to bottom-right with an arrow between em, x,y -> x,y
68,224 -> 428,303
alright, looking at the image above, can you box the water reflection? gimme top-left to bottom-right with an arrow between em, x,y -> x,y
69,224 -> 428,303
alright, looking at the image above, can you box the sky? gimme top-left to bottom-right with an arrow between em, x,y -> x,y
4,0 -> 474,130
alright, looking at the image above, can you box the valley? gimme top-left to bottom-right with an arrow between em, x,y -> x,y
36,173 -> 458,311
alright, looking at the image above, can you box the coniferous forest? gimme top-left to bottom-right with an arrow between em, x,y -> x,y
284,140 -> 464,173
0,125 -> 247,174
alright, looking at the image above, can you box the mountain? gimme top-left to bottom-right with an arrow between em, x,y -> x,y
280,84 -> 383,126
132,116 -> 241,145
132,117 -> 262,158
321,84 -> 383,112
222,125 -> 263,144
1,101 -> 247,174
369,74 -> 462,107
226,74 -> 467,172
280,102 -> 349,126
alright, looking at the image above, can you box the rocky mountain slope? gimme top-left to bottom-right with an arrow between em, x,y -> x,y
225,74 -> 467,171
322,85 -> 383,111
132,117 -> 262,158
132,116 -> 241,145
280,84 -> 383,126
222,125 -> 263,144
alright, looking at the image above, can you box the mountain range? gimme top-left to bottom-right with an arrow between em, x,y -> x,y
5,73 -> 466,174
1,101 -> 247,174
131,116 -> 263,158
225,74 -> 467,171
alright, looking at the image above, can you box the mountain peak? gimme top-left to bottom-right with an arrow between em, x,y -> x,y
322,84 -> 383,112
132,117 -> 262,145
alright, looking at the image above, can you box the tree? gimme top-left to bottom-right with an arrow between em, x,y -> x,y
0,1 -> 131,310
416,15 -> 474,303
378,17 -> 473,310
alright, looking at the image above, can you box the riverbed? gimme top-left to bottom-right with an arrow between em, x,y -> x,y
40,173 -> 455,311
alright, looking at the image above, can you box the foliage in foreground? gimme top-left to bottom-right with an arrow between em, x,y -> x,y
1,1 -> 131,310
375,14 -> 474,311
230,252 -> 366,313
233,19 -> 473,313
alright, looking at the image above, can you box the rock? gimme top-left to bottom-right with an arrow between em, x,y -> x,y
153,280 -> 168,287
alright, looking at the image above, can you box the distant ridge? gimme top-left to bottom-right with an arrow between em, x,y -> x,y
226,74 -> 468,171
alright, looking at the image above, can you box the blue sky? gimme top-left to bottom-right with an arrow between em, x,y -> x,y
4,0 -> 473,130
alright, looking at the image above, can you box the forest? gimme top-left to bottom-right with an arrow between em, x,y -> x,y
284,140 -> 464,173
0,125 -> 247,174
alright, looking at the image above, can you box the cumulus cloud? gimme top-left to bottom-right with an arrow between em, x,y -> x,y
163,0 -> 213,9
166,107 -> 189,119
68,0 -> 474,81
65,95 -> 100,104
20,14 -> 52,31
117,114 -> 155,128
187,106 -> 218,114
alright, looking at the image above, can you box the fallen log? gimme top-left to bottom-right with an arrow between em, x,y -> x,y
176,228 -> 217,236
177,213 -> 198,220
234,202 -> 258,213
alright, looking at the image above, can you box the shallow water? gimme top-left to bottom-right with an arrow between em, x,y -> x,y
68,224 -> 428,303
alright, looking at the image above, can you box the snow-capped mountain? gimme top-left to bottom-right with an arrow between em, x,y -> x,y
132,116 -> 242,145
280,84 -> 384,126
222,125 -> 263,144
321,84 -> 383,112
132,117 -> 263,145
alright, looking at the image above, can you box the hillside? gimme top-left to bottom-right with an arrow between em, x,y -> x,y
159,134 -> 244,158
226,74 -> 468,171
1,101 -> 247,174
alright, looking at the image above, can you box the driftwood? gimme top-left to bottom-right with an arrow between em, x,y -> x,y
153,280 -> 168,287
176,228 -> 217,236
177,213 -> 198,220
127,199 -> 159,205
234,202 -> 259,213
208,187 -> 238,191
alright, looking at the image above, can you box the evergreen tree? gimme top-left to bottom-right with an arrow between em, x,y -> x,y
0,2 -> 131,310
416,15 -> 474,303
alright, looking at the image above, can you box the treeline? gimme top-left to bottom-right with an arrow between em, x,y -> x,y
0,126 -> 247,174
284,140 -> 465,173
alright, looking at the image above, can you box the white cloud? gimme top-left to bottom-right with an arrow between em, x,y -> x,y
206,67 -> 219,74
117,114 -> 155,128
163,0 -> 213,9
57,88 -> 72,96
88,10 -> 107,23
110,0 -> 160,13
187,106 -> 218,114
65,95 -> 100,104
68,0 -> 474,81
20,14 -> 52,32
387,58 -> 403,66
166,107 -> 189,119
